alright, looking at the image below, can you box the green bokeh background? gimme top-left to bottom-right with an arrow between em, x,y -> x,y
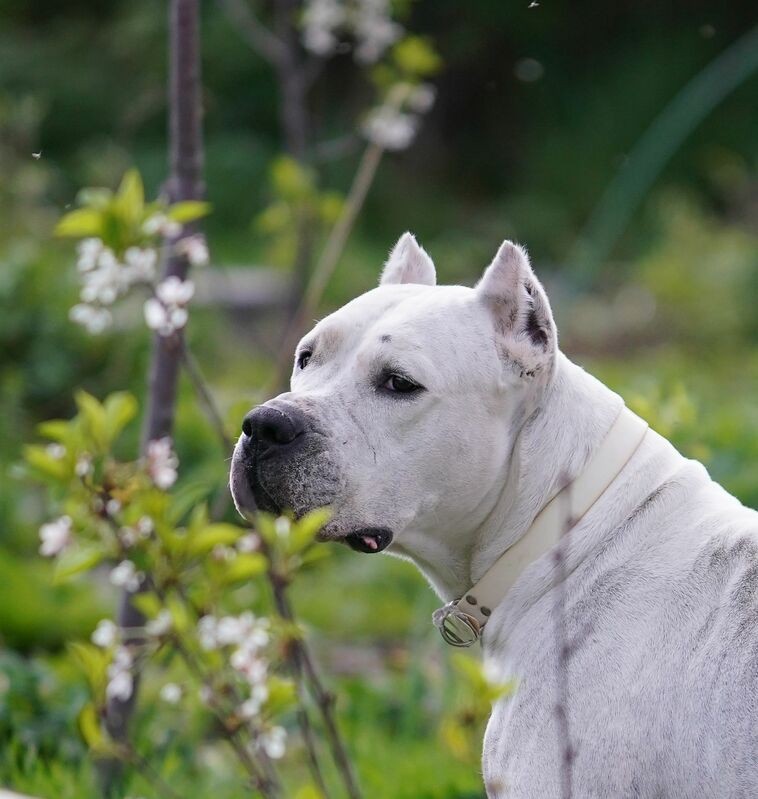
1,1 -> 757,796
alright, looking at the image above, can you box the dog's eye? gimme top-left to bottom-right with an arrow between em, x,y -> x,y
297,350 -> 312,370
382,373 -> 423,394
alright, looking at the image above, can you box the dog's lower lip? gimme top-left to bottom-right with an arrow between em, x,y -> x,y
344,528 -> 393,554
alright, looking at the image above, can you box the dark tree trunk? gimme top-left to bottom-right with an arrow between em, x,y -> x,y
102,1 -> 204,789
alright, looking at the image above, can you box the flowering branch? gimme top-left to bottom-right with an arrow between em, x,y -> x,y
264,538 -> 362,799
106,0 -> 206,770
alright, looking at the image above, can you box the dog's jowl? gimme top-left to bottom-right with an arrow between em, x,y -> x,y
231,232 -> 758,798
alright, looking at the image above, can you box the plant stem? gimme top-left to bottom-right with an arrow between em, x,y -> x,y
273,141 -> 384,389
179,339 -> 234,453
104,0 -> 205,786
268,569 -> 363,799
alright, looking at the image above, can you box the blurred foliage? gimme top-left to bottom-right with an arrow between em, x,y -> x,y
0,1 -> 757,797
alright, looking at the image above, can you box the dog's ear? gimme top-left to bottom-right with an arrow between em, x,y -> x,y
380,232 -> 436,286
476,240 -> 557,377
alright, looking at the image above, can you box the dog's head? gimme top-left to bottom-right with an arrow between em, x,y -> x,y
230,233 -> 557,557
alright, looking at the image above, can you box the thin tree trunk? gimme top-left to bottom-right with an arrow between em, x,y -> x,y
272,0 -> 314,326
103,0 -> 204,788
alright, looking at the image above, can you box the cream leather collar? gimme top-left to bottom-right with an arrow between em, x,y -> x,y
434,406 -> 649,647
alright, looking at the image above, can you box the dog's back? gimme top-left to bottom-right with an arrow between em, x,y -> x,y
483,439 -> 758,798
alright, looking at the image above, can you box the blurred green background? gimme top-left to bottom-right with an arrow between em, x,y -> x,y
1,1 -> 757,796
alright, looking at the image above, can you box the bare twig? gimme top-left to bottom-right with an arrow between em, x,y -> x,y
172,631 -> 281,798
267,567 -> 363,799
179,340 -> 234,453
104,0 -> 205,785
273,141 -> 385,388
216,0 -> 287,66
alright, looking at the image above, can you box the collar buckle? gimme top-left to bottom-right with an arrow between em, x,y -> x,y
434,603 -> 481,647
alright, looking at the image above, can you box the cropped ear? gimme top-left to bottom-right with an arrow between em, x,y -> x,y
476,240 -> 557,377
380,232 -> 436,286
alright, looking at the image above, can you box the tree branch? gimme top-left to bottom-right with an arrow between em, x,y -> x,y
216,0 -> 288,66
105,0 -> 205,776
273,141 -> 385,388
267,568 -> 363,799
179,340 -> 234,453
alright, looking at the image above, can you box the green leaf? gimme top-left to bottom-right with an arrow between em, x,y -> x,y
131,592 -> 162,620
115,168 -> 144,225
55,208 -> 104,238
270,155 -> 314,202
222,553 -> 268,584
77,701 -> 118,756
290,508 -> 331,552
294,785 -> 326,799
168,481 -> 214,525
37,419 -> 72,443
75,390 -> 107,450
318,191 -> 344,224
187,523 -> 243,556
78,702 -> 104,749
166,594 -> 192,634
76,187 -> 113,209
54,546 -> 105,584
392,36 -> 442,77
68,641 -> 110,698
265,675 -> 297,715
23,444 -> 70,481
255,201 -> 291,234
103,392 -> 138,443
167,200 -> 212,223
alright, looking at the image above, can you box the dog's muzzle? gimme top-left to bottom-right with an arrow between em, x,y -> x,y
234,404 -> 310,514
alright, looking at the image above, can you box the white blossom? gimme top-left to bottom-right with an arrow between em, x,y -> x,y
353,0 -> 401,64
39,515 -> 73,557
408,83 -> 437,114
123,246 -> 157,283
197,615 -> 220,651
231,645 -> 268,686
212,544 -> 236,562
109,560 -> 143,592
69,303 -> 113,334
160,682 -> 182,704
239,683 -> 269,719
106,646 -> 134,702
144,277 -> 194,337
105,498 -> 121,517
45,443 -> 66,460
176,235 -> 209,267
146,437 -> 179,489
119,526 -> 138,547
237,533 -> 261,553
145,609 -> 173,637
274,516 -> 291,538
137,516 -> 154,538
76,238 -> 103,273
75,453 -> 93,477
92,619 -> 119,648
302,0 -> 345,56
143,213 -> 182,239
156,276 -> 195,306
362,106 -> 418,150
80,248 -> 122,305
260,726 -> 287,759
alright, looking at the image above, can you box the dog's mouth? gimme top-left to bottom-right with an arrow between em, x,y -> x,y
343,528 -> 393,554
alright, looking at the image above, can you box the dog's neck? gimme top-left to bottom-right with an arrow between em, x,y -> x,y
405,353 -> 624,601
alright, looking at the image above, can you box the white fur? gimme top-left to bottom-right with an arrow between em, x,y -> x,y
232,233 -> 758,797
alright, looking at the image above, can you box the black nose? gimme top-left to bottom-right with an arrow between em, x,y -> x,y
242,406 -> 306,449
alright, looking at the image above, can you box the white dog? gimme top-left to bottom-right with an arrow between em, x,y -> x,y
230,233 -> 758,798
